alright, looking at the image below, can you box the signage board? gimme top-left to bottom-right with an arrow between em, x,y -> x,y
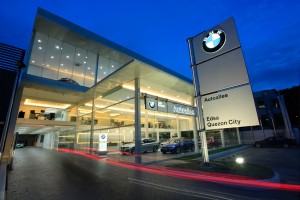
99,133 -> 108,152
201,85 -> 259,130
157,100 -> 168,113
145,97 -> 196,117
167,102 -> 197,117
196,48 -> 250,95
145,97 -> 157,111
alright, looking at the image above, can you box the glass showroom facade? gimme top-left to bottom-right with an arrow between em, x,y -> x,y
12,8 -> 241,164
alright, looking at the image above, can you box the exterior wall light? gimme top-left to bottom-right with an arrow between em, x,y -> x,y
235,157 -> 244,164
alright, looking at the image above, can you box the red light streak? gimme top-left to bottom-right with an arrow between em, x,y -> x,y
56,148 -> 300,192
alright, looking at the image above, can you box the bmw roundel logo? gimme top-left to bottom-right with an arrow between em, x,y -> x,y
202,29 -> 226,53
148,100 -> 156,108
101,134 -> 106,139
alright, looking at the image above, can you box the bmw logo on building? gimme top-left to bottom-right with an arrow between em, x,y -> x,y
101,134 -> 106,140
148,100 -> 156,109
202,29 -> 226,53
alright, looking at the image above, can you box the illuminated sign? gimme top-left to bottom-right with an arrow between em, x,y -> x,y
99,133 -> 107,152
168,103 -> 196,116
157,100 -> 168,112
201,85 -> 259,130
145,98 -> 196,117
202,29 -> 226,53
148,99 -> 156,108
145,97 -> 157,111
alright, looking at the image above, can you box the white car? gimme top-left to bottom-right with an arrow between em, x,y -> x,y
120,138 -> 159,154
16,143 -> 24,148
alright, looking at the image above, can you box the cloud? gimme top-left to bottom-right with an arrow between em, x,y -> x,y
244,23 -> 300,91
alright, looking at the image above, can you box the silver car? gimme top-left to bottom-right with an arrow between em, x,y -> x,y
120,138 -> 159,154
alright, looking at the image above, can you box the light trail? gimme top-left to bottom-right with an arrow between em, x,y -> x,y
56,148 -> 300,192
79,146 -> 161,159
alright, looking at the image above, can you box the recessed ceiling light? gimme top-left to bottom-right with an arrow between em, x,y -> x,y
104,72 -> 106,74
77,53 -> 80,56
92,72 -> 94,75
38,47 -> 42,50
161,91 -> 164,93
100,66 -> 103,69
147,86 -> 150,89
47,64 -> 50,67
66,55 -> 69,58
37,39 -> 41,43
31,60 -> 35,63
65,69 -> 68,72
111,65 -> 114,68
85,56 -> 88,59
87,67 -> 90,70
84,61 -> 86,64
177,95 -> 180,97
42,63 -> 44,66
55,45 -> 59,49
61,47 -> 63,50
50,56 -> 54,59
61,63 -> 64,66
81,73 -> 84,75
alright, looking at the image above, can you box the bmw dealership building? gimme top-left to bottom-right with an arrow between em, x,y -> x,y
1,8 -> 243,163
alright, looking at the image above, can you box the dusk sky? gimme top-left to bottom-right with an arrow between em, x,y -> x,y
0,0 -> 299,92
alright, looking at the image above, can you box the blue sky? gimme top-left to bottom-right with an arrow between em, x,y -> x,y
0,0 -> 299,92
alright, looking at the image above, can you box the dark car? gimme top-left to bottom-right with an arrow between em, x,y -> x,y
161,137 -> 194,154
253,136 -> 296,148
58,78 -> 79,85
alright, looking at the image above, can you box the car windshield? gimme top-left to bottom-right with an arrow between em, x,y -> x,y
169,138 -> 181,144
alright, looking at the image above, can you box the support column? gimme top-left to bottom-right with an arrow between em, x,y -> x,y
176,115 -> 180,137
187,38 -> 209,164
192,99 -> 199,153
145,110 -> 149,138
134,78 -> 142,164
236,127 -> 241,144
220,130 -> 225,148
201,131 -> 209,163
89,99 -> 95,152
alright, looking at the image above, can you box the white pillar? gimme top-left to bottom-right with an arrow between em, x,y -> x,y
193,116 -> 199,153
236,127 -> 241,144
176,115 -> 180,137
145,110 -> 149,138
134,78 -> 142,163
220,130 -> 225,148
201,131 -> 209,163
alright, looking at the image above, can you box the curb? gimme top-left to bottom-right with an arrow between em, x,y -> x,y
208,145 -> 252,160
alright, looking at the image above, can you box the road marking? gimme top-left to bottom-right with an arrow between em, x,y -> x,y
128,178 -> 266,200
128,178 -> 232,200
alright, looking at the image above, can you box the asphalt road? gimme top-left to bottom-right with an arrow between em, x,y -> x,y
6,147 -> 300,200
214,146 -> 300,184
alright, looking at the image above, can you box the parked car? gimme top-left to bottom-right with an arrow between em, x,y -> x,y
160,138 -> 172,148
161,137 -> 194,154
253,136 -> 296,148
58,78 -> 79,85
120,138 -> 159,154
15,143 -> 24,148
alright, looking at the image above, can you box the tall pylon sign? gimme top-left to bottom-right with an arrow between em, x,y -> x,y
187,18 -> 259,162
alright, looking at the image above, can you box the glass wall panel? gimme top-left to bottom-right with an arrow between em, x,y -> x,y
58,42 -> 75,80
97,55 -> 109,81
28,32 -> 132,87
71,47 -> 87,85
28,32 -> 97,87
84,51 -> 97,87
42,37 -> 62,80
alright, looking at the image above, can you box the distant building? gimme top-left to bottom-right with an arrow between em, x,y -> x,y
240,89 -> 296,143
